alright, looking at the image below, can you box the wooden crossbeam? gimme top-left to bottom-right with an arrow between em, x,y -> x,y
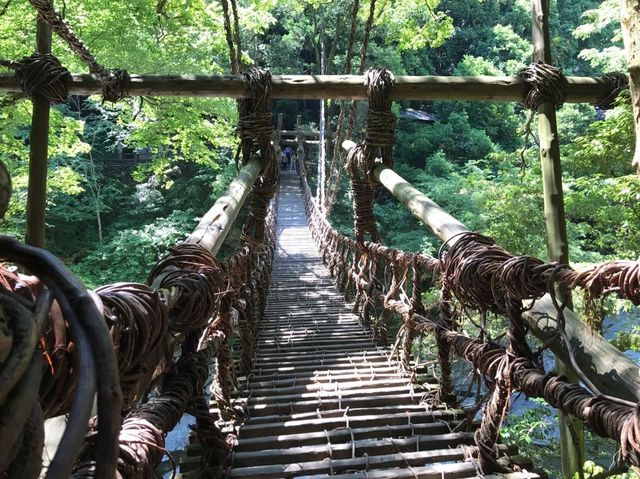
0,73 -> 619,102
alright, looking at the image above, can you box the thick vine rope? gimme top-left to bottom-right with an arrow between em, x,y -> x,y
519,61 -> 568,110
347,67 -> 396,244
325,0 -> 377,215
27,0 -> 129,101
238,67 -> 278,243
0,54 -> 69,103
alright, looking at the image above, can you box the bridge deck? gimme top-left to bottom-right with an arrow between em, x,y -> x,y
185,174 -> 540,478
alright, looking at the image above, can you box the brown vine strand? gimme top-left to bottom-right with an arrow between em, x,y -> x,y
347,68 -> 395,244
475,301 -> 531,474
435,287 -> 455,405
441,328 -> 640,466
229,0 -> 242,73
220,0 -> 238,75
28,0 -> 129,101
1,53 -> 70,103
148,243 -> 225,335
238,67 -> 278,244
442,232 -> 640,313
186,395 -> 231,475
519,61 -> 568,110
595,72 -> 629,110
72,345 -> 217,479
0,236 -> 120,479
95,283 -> 170,405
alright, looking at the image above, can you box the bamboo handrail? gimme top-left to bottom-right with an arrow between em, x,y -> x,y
342,140 -> 640,402
0,73 -> 619,102
185,156 -> 261,255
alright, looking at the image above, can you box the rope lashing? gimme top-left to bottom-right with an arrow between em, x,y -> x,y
0,54 -> 69,103
237,67 -> 278,244
27,0 -> 129,102
445,329 -> 640,466
594,72 -> 629,110
364,68 -> 396,169
519,61 -> 568,110
347,67 -> 396,244
95,283 -> 170,405
442,232 -> 640,311
148,243 -> 225,336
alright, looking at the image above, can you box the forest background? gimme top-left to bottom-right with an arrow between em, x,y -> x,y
0,0 -> 636,476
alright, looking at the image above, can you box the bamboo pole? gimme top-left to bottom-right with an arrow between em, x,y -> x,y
318,41 -> 326,209
185,157 -> 261,255
24,12 -> 52,247
341,140 -> 640,403
532,2 -> 584,476
0,73 -> 618,103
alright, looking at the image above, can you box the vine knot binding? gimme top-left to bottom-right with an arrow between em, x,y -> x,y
348,67 -> 396,244
28,0 -> 129,102
1,53 -> 70,103
594,72 -> 629,110
519,61 -> 568,109
238,67 -> 278,244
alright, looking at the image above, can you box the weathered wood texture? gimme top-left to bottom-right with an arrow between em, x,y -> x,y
24,15 -> 52,247
341,141 -> 640,403
532,1 -> 584,475
185,157 -> 261,255
621,0 -> 640,171
0,73 -> 618,102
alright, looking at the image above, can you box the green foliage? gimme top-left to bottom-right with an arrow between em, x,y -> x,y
72,209 -> 197,287
375,0 -> 454,51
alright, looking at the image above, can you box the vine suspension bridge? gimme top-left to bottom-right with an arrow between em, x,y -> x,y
2,0 -> 640,478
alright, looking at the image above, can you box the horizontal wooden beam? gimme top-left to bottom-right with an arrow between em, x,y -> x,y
342,140 -> 640,402
185,156 -> 261,255
0,73 -> 619,102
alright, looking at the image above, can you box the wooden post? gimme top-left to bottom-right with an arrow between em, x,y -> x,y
341,139 -> 640,403
274,113 -> 283,169
185,157 -> 261,256
296,115 -> 305,171
532,1 -> 584,476
25,10 -> 52,247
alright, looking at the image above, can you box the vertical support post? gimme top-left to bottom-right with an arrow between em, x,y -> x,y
25,11 -> 52,247
296,115 -> 305,173
318,38 -> 326,210
620,0 -> 640,171
532,1 -> 584,477
274,113 -> 283,169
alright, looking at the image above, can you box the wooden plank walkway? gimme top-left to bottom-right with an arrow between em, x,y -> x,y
185,174 -> 541,478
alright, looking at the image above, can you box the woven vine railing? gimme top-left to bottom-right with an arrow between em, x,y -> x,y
0,197 -> 276,479
0,65 -> 278,479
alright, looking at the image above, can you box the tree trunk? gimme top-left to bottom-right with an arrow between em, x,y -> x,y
621,0 -> 640,172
